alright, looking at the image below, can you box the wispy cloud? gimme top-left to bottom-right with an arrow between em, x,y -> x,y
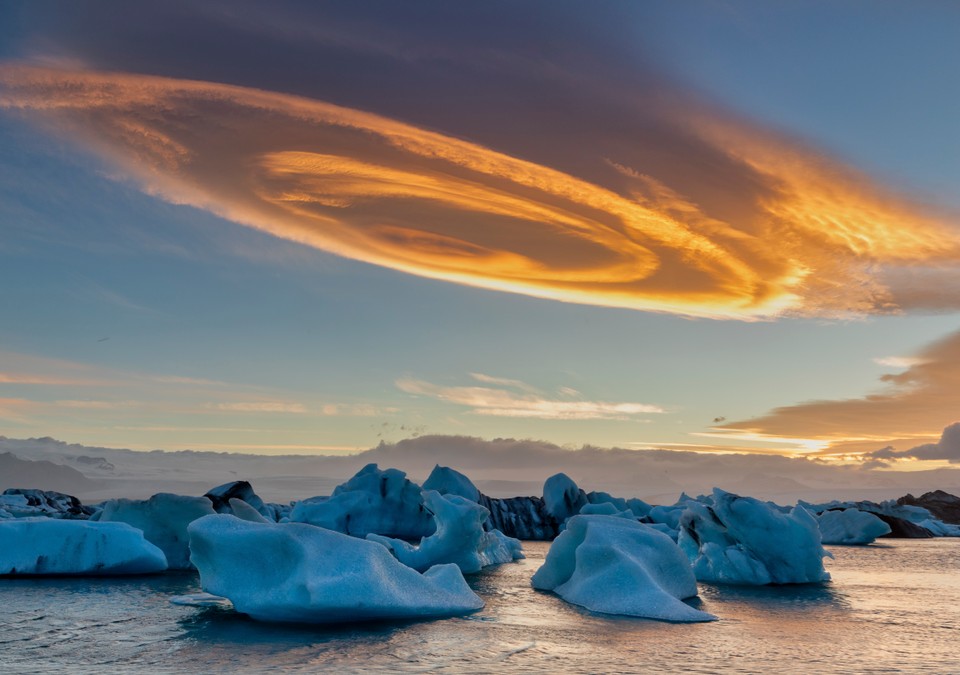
2,65 -> 959,319
55,399 -> 139,409
320,403 -> 396,417
397,376 -> 663,420
0,372 -> 112,386
873,356 -> 928,369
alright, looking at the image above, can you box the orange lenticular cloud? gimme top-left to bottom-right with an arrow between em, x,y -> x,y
1,64 -> 958,319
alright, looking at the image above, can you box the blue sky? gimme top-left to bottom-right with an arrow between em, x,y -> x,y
1,2 -> 959,462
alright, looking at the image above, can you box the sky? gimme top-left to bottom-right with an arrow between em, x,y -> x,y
1,1 -> 959,471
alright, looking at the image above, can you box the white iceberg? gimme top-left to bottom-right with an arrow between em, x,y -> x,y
531,514 -> 715,622
94,493 -> 216,569
290,464 -> 434,539
0,518 -> 167,575
187,514 -> 484,623
817,508 -> 891,545
678,489 -> 830,585
368,490 -> 523,573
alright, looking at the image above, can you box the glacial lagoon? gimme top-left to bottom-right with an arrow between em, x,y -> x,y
2,539 -> 958,674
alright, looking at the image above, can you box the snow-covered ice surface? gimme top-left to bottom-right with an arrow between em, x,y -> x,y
532,514 -> 715,622
679,488 -> 830,585
2,539 -> 959,673
0,518 -> 167,575
368,490 -> 522,573
188,514 -> 484,623
817,508 -> 892,545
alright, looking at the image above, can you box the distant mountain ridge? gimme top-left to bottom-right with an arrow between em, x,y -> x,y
3,434 -> 960,505
0,452 -> 96,494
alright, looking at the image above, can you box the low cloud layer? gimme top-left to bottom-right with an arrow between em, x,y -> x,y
870,423 -> 960,464
2,64 -> 959,319
396,373 -> 663,420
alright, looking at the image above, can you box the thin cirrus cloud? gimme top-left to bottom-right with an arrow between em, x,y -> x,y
2,65 -> 960,319
716,328 -> 960,453
396,374 -> 663,420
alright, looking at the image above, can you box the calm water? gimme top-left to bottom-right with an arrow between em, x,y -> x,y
2,539 -> 959,674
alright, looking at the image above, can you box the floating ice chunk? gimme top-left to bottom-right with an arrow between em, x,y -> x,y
583,492 -> 652,519
543,473 -> 587,522
817,508 -> 891,545
422,465 -> 480,502
578,502 -> 627,517
290,464 -> 434,539
188,514 -> 484,623
647,505 -> 685,531
95,493 -> 216,569
205,480 -> 278,521
645,522 -> 680,542
0,488 -> 94,519
368,490 -> 523,573
917,518 -> 960,537
531,514 -> 715,622
228,498 -> 270,523
0,518 -> 167,575
679,489 -> 830,585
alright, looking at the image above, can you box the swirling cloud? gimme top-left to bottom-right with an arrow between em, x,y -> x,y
1,64 -> 958,319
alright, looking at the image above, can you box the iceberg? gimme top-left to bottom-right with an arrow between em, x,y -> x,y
95,493 -> 216,569
188,514 -> 484,623
817,508 -> 891,545
0,518 -> 167,575
422,465 -> 481,502
289,464 -> 434,539
543,473 -> 588,523
679,489 -> 830,585
205,480 -> 279,521
531,514 -> 715,622
368,490 -> 523,573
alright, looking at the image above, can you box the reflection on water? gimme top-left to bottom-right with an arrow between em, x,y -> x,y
1,539 -> 958,673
